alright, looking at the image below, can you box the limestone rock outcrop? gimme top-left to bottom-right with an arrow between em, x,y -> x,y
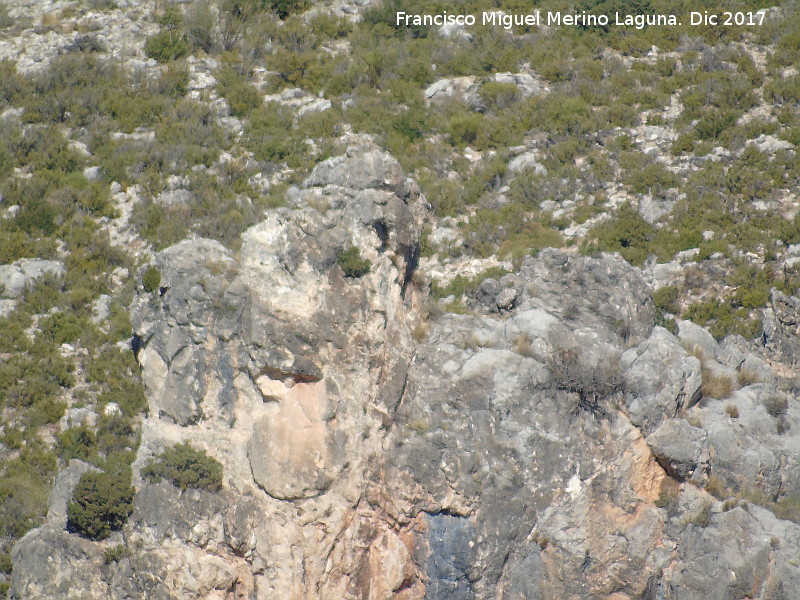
0,258 -> 65,298
11,143 -> 800,600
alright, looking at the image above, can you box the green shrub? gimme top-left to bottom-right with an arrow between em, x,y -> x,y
308,12 -> 352,38
0,3 -> 12,29
337,246 -> 371,278
157,5 -> 183,29
20,54 -> 132,127
430,266 -> 509,301
57,425 -> 97,461
156,64 -> 190,99
684,299 -> 761,340
220,0 -> 266,22
0,347 -> 75,413
461,201 -> 565,259
538,94 -> 594,135
0,315 -> 32,354
67,471 -> 135,540
507,167 -> 553,209
391,107 -> 427,144
460,155 -> 507,207
134,202 -> 190,251
245,103 -> 306,166
653,285 -> 680,314
417,172 -> 463,217
627,163 -> 679,196
448,112 -> 483,146
25,398 -> 67,429
84,0 -> 117,9
296,109 -> 343,140
671,133 -> 696,155
142,265 -> 161,293
497,222 -> 565,259
269,0 -> 308,19
38,311 -> 87,344
584,204 -> 655,265
185,1 -> 216,53
479,81 -> 520,113
0,552 -> 11,574
764,76 -> 800,105
696,238 -> 729,261
144,31 -> 190,63
0,440 -> 57,539
100,379 -> 147,417
95,413 -> 137,456
728,264 -> 773,309
216,66 -> 262,117
655,312 -> 678,334
142,443 -> 223,492
694,109 -> 740,141
103,544 -> 128,564
269,48 -> 321,88
0,228 -> 57,264
0,61 -> 30,108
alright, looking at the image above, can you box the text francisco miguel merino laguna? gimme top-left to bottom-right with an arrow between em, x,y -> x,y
396,9 -> 768,30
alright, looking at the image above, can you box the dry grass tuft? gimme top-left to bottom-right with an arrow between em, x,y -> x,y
412,322 -> 429,342
514,333 -> 535,357
701,367 -> 736,399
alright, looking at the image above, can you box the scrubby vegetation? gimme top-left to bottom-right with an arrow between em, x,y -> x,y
142,443 -> 223,492
337,246 -> 371,278
66,470 -> 135,540
142,265 -> 161,293
1,0 -> 800,578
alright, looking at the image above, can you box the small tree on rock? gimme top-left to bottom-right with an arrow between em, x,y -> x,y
142,443 -> 223,492
67,471 -> 135,540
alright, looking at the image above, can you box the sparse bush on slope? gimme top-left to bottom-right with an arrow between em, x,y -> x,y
142,443 -> 223,492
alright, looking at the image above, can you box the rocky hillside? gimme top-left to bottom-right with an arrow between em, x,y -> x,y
1,0 -> 800,599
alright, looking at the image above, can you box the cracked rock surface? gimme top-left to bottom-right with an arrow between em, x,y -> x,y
11,144 -> 800,600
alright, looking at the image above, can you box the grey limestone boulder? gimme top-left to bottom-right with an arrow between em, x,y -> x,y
0,258 -> 65,298
302,146 -> 405,192
58,407 -> 97,432
622,326 -> 703,434
46,460 -> 100,528
646,418 -> 706,480
763,290 -> 800,366
677,319 -> 718,360
659,505 -> 800,600
491,72 -> 544,98
507,150 -> 547,175
10,525 -> 112,600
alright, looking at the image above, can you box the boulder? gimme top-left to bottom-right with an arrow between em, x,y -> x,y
0,258 -> 65,299
646,419 -> 706,480
622,326 -> 703,433
507,151 -> 547,175
46,460 -> 100,527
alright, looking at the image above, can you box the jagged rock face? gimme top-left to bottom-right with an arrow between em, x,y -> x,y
11,146 -> 800,600
764,290 -> 800,366
18,143 -> 431,600
379,251 -> 665,599
120,144 -> 425,598
0,258 -> 65,299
